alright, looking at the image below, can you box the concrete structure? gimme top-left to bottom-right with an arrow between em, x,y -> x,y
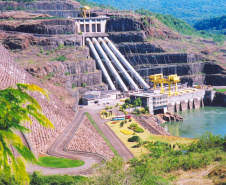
104,37 -> 150,90
92,38 -> 128,92
82,90 -> 121,105
98,37 -> 139,91
86,38 -> 116,90
167,89 -> 205,113
130,88 -> 206,114
73,17 -> 109,34
130,93 -> 168,115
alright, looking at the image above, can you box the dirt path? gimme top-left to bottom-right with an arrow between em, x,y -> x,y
174,166 -> 215,185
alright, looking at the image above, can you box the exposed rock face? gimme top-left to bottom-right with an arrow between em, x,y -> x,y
106,18 -> 142,32
1,32 -> 82,50
205,74 -> 226,86
203,62 -> 226,74
117,42 -> 165,54
0,1 -> 80,10
69,71 -> 103,87
126,53 -> 203,65
137,63 -> 205,81
3,34 -> 32,50
180,75 -> 206,86
0,19 -> 77,35
212,92 -> 226,107
106,17 -> 180,40
30,10 -> 80,18
160,112 -> 183,122
108,31 -> 146,43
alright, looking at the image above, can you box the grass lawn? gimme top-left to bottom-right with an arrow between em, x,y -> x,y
214,88 -> 226,93
106,117 -> 195,157
106,117 -> 151,157
36,156 -> 85,168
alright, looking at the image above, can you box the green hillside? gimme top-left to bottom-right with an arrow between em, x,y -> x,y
86,0 -> 226,25
194,15 -> 226,35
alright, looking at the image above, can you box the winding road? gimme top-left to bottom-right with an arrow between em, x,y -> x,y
26,104 -> 134,175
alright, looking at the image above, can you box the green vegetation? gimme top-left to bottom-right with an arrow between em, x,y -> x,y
77,0 -> 116,10
36,156 -> 84,168
213,88 -> 226,93
0,84 -> 53,184
81,82 -> 87,87
65,72 -> 70,76
87,0 -> 225,25
194,15 -> 226,35
86,132 -> 226,184
52,55 -> 66,62
0,172 -> 87,185
128,136 -> 140,142
85,112 -> 121,158
155,14 -> 226,43
44,72 -> 54,80
30,172 -> 87,185
128,123 -> 144,133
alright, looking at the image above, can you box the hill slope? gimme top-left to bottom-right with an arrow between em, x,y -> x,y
86,0 -> 226,24
194,15 -> 226,35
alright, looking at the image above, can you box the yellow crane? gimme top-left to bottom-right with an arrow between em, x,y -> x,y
80,6 -> 90,18
149,74 -> 180,96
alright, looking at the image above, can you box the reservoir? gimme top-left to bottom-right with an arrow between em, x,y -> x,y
162,107 -> 226,138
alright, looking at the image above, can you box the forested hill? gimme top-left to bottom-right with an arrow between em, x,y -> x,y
86,0 -> 226,25
194,15 -> 226,35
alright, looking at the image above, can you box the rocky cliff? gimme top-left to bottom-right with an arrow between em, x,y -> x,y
0,19 -> 77,34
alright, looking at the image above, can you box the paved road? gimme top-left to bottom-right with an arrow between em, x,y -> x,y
26,103 -> 133,175
26,110 -> 104,175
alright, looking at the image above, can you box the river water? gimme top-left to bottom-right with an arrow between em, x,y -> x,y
162,107 -> 226,138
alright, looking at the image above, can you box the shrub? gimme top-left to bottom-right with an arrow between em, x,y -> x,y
72,84 -> 76,89
128,123 -> 138,130
57,43 -> 64,50
65,72 -> 70,75
128,123 -> 144,133
81,83 -> 87,87
132,143 -> 142,148
54,55 -> 66,62
120,121 -> 124,127
40,49 -> 44,54
46,51 -> 50,55
134,127 -> 144,133
128,136 -> 140,142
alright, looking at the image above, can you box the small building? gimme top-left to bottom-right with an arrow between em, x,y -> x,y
73,16 -> 109,34
130,93 -> 168,115
82,90 -> 121,105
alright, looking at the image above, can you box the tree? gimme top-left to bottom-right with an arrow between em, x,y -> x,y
0,84 -> 54,184
125,98 -> 131,105
30,171 -> 43,185
133,98 -> 142,108
120,121 -> 124,127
